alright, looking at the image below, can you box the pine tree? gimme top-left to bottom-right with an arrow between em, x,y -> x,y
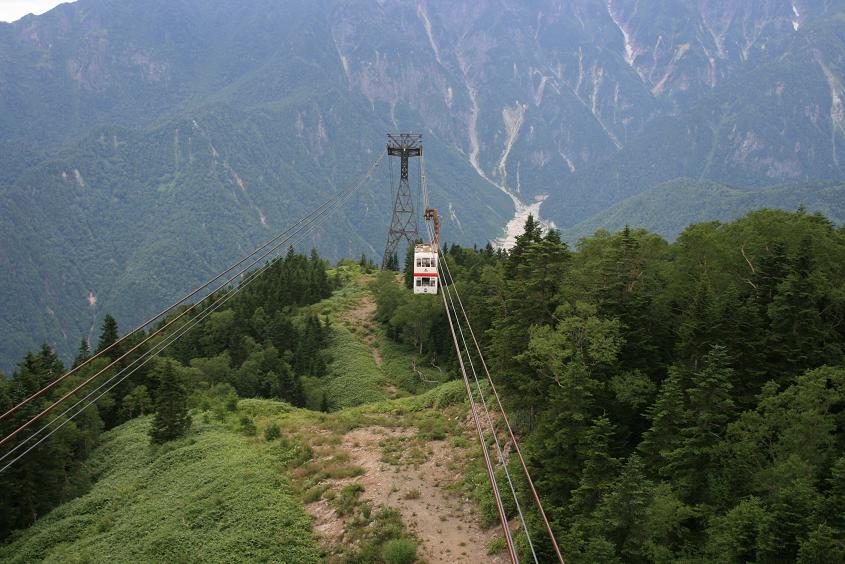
767,237 -> 840,377
37,343 -> 64,382
824,457 -> 845,535
149,363 -> 191,444
675,279 -> 716,370
595,454 -> 653,561
665,345 -> 735,505
570,415 -> 621,517
96,314 -> 120,356
403,242 -> 415,289
506,214 -> 544,277
73,338 -> 91,368
639,366 -> 686,469
752,240 -> 789,310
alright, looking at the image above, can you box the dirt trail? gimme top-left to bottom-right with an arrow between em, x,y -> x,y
307,426 -> 503,563
340,292 -> 383,368
312,281 -> 503,561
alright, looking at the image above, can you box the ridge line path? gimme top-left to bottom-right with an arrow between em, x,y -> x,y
304,276 -> 505,562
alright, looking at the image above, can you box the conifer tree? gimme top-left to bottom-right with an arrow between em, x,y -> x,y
96,314 -> 119,356
675,279 -> 716,370
665,345 -> 735,504
639,366 -> 686,469
506,214 -> 543,277
149,363 -> 191,444
73,338 -> 91,368
570,415 -> 621,517
595,454 -> 653,561
403,242 -> 415,289
767,237 -> 840,376
825,457 -> 845,535
751,240 -> 789,310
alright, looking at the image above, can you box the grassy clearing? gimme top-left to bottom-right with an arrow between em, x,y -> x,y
297,267 -> 394,411
322,325 -> 388,408
301,263 -> 460,415
315,264 -> 370,318
0,417 -> 320,564
378,337 -> 448,395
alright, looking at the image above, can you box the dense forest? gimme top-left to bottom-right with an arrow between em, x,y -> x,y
374,208 -> 845,562
2,208 -> 845,562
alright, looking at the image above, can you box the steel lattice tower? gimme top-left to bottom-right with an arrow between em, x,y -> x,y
382,133 -> 422,268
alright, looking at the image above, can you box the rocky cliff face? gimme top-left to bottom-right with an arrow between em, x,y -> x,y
318,0 -> 845,218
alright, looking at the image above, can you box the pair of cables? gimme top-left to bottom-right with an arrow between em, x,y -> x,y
419,169 -> 563,562
0,151 -> 385,472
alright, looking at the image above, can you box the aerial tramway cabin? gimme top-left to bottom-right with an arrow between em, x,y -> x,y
413,243 -> 439,294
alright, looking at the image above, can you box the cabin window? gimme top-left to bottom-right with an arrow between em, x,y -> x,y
416,279 -> 422,287
416,258 -> 422,267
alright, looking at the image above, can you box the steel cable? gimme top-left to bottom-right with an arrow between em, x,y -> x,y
0,151 -> 384,457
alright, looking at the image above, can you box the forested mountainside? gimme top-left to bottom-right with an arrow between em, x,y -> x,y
562,178 -> 845,242
2,208 -> 845,562
2,0 -> 845,369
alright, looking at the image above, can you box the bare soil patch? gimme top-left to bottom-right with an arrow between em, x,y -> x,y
304,425 -> 503,563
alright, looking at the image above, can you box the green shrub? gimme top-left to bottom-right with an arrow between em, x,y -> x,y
272,437 -> 313,467
449,436 -> 470,448
382,537 -> 417,564
303,485 -> 327,504
264,422 -> 281,441
487,536 -> 507,555
239,415 -> 256,436
0,417 -> 320,562
335,483 -> 364,516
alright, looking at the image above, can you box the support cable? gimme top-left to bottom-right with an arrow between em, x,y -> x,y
418,163 -> 562,561
3,238 -> 283,472
0,196 -> 344,470
0,151 -> 383,469
436,245 -> 538,562
436,238 -> 566,563
0,183 -> 351,471
424,221 -> 535,561
0,152 -> 385,451
0,159 -> 379,424
418,161 -> 521,560
419,212 -> 519,561
440,283 -> 518,564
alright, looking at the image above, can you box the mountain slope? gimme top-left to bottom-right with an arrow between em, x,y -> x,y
0,99 -> 512,371
2,0 -> 845,369
562,178 -> 845,242
544,9 -> 845,225
0,416 -> 321,563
